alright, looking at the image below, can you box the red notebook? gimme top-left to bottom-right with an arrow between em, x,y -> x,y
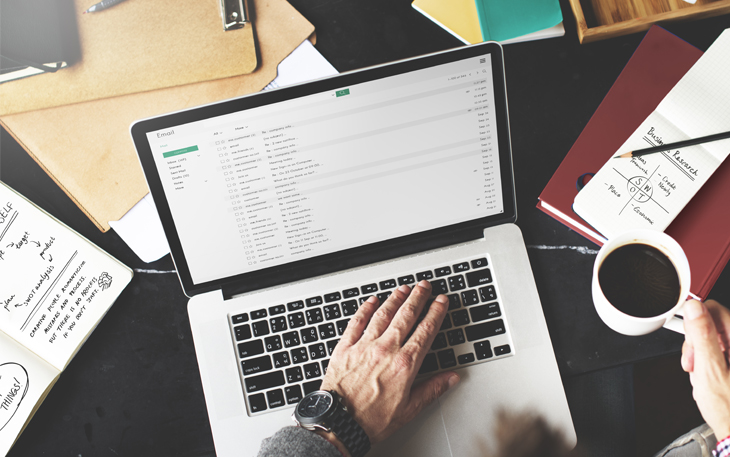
537,26 -> 730,300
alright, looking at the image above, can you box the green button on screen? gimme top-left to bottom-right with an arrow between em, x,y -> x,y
336,89 -> 350,97
162,145 -> 199,158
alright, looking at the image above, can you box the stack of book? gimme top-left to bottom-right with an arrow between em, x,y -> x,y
412,0 -> 564,44
537,26 -> 730,301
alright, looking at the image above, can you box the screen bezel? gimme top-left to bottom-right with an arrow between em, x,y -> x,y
130,41 -> 516,297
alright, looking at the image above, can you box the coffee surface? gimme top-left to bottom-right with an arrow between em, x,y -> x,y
598,243 -> 681,318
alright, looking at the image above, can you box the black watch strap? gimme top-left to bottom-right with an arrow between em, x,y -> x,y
328,403 -> 371,457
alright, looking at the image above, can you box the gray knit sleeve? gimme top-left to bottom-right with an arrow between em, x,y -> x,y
257,426 -> 342,457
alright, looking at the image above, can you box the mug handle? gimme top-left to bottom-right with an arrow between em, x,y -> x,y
663,308 -> 685,334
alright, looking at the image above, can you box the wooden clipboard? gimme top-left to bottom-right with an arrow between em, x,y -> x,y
0,0 -> 315,232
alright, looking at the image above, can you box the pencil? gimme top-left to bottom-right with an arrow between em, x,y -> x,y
614,130 -> 730,159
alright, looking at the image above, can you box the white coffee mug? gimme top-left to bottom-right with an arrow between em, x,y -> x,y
592,230 -> 691,336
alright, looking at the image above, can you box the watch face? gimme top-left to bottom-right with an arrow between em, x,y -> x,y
297,391 -> 334,419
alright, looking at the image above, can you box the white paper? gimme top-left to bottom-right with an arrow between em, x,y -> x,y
0,182 -> 132,370
573,29 -> 730,239
115,39 -> 339,262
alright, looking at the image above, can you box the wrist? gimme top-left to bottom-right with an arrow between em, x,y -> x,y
314,429 -> 352,457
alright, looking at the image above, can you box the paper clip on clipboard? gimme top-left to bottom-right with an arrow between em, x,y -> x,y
220,0 -> 249,30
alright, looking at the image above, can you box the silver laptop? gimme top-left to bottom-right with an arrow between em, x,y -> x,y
131,42 -> 576,456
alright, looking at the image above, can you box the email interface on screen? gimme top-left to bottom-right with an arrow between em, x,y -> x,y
147,55 -> 504,285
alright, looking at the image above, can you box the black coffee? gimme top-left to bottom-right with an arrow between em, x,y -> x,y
598,243 -> 681,318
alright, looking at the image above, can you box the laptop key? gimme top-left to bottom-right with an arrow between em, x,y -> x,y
453,262 -> 470,272
341,300 -> 358,316
437,349 -> 457,369
306,308 -> 324,325
379,279 -> 396,290
270,316 -> 287,333
461,290 -> 479,306
272,351 -> 290,368
448,275 -> 466,292
431,279 -> 448,295
286,366 -> 303,383
306,296 -> 323,307
435,267 -> 452,277
269,305 -> 286,316
251,309 -> 267,320
479,285 -> 497,302
377,292 -> 391,302
431,333 -> 447,350
466,268 -> 493,288
470,302 -> 501,322
288,312 -> 305,329
398,275 -> 415,285
232,313 -> 249,324
264,335 -> 282,352
495,344 -> 511,356
336,319 -> 349,335
471,258 -> 488,269
253,320 -> 270,337
303,362 -> 322,379
343,288 -> 359,298
309,343 -> 327,360
248,393 -> 267,413
285,385 -> 303,404
282,331 -> 300,348
446,329 -> 465,346
326,339 -> 339,355
416,271 -> 434,281
245,370 -> 285,393
474,341 -> 493,360
451,309 -> 470,326
267,389 -> 286,408
465,319 -> 505,342
301,327 -> 318,343
447,294 -> 461,310
458,353 -> 475,364
290,348 -> 308,364
238,340 -> 264,359
234,324 -> 252,341
324,292 -> 341,303
323,304 -> 341,320
361,284 -> 377,294
318,323 -> 337,339
303,380 -> 322,395
241,355 -> 272,375
439,313 -> 452,331
418,353 -> 438,374
321,360 -> 330,375
287,300 -> 305,312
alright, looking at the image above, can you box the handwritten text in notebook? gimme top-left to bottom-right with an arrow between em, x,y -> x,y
573,28 -> 730,239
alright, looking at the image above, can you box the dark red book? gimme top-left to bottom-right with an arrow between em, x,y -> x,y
537,26 -> 730,300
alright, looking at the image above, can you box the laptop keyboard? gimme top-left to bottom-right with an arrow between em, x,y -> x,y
228,255 -> 514,416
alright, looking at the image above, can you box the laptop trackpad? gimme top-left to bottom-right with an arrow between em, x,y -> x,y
371,392 -> 452,457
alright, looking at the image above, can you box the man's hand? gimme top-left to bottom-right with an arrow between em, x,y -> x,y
682,299 -> 730,439
320,280 -> 460,445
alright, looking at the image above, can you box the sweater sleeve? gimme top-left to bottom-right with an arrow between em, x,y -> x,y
258,426 -> 342,457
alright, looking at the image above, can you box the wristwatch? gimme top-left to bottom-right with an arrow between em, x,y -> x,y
292,390 -> 371,457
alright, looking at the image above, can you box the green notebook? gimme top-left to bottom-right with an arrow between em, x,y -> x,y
475,0 -> 563,42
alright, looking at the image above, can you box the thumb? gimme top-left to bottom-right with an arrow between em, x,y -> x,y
684,300 -> 726,371
408,372 -> 460,418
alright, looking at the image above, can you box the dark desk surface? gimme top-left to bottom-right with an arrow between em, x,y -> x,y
2,0 -> 730,455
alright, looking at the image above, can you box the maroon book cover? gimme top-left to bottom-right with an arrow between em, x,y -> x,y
537,25 -> 730,300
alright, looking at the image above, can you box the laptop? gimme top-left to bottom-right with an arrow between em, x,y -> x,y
130,41 -> 576,456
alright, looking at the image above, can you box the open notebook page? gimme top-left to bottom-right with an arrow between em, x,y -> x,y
0,182 -> 132,371
573,29 -> 730,239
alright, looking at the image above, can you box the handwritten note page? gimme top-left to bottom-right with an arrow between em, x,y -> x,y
573,29 -> 730,239
0,332 -> 59,457
0,182 -> 132,371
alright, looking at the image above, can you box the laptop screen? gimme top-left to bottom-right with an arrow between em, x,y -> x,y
132,42 -> 515,296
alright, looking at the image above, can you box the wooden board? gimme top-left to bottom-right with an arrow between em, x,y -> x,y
568,0 -> 730,42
